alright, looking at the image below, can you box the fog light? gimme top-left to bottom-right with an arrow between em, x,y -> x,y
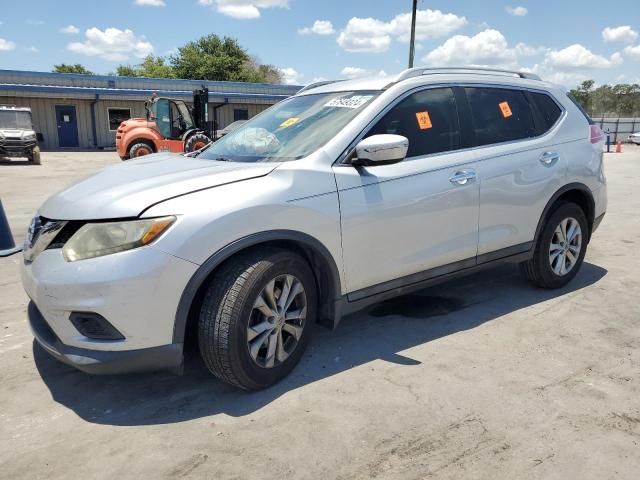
69,312 -> 125,340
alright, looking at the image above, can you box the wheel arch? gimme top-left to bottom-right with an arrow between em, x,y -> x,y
173,230 -> 343,344
534,183 -> 596,245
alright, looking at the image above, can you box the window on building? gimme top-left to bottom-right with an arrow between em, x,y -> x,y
234,108 -> 249,121
108,108 -> 132,131
464,87 -> 537,146
366,87 -> 461,158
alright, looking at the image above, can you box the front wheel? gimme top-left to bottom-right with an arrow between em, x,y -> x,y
185,132 -> 211,153
198,248 -> 317,390
28,146 -> 41,165
520,202 -> 588,289
128,142 -> 154,159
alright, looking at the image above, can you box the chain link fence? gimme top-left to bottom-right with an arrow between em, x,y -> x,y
593,117 -> 640,143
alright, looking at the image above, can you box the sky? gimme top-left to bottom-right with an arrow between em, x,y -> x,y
0,0 -> 639,88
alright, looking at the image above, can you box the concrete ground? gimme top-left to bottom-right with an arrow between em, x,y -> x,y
1,149 -> 639,480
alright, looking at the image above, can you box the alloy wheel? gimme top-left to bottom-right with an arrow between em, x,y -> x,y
247,274 -> 307,368
549,217 -> 582,276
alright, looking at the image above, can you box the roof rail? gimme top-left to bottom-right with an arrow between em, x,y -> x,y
297,79 -> 345,94
393,67 -> 542,84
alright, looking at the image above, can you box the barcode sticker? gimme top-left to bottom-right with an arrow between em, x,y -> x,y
415,111 -> 433,130
324,95 -> 374,109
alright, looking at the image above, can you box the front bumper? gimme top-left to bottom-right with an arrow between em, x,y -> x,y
0,139 -> 37,157
28,302 -> 183,374
21,245 -> 198,361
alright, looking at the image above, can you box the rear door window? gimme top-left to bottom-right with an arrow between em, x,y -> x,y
366,87 -> 461,158
464,87 -> 537,146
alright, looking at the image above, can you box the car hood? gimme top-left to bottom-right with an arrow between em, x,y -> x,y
39,152 -> 279,220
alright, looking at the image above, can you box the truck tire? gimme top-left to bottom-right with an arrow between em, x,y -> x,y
128,142 -> 154,159
198,248 -> 317,390
520,202 -> 588,289
29,146 -> 41,165
185,133 -> 211,153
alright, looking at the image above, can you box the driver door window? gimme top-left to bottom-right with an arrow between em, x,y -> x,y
170,102 -> 183,138
154,99 -> 172,139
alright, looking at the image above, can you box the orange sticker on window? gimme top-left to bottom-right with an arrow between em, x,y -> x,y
280,117 -> 300,128
415,111 -> 433,130
499,101 -> 513,118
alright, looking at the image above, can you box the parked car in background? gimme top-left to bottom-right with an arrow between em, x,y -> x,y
628,132 -> 640,144
0,105 -> 41,164
22,67 -> 606,390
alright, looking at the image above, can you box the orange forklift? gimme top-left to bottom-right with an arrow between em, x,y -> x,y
116,88 -> 212,160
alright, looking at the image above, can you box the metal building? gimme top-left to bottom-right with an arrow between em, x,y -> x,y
0,69 -> 300,150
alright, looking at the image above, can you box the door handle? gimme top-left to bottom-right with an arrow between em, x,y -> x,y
540,151 -> 559,165
449,170 -> 477,186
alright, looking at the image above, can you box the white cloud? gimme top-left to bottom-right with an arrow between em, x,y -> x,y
546,44 -> 623,70
505,6 -> 528,16
280,67 -> 302,84
67,27 -> 154,61
340,66 -> 388,79
135,0 -> 166,5
60,25 -> 80,34
337,9 -> 467,53
424,29 -> 533,67
602,26 -> 638,44
337,18 -> 392,53
624,44 -> 640,59
298,20 -> 335,35
25,46 -> 39,53
198,0 -> 288,19
0,38 -> 16,51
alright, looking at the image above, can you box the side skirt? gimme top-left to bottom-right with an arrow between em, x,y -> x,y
334,242 -> 533,321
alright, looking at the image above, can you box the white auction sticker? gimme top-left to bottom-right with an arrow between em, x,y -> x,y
324,95 -> 374,109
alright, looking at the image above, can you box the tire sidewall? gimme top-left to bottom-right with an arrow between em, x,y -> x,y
129,142 -> 153,158
536,203 -> 588,288
229,253 -> 317,389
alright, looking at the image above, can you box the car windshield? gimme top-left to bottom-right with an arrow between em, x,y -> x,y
199,91 -> 380,162
0,110 -> 33,129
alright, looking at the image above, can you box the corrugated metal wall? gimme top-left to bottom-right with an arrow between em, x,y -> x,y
0,95 -> 94,149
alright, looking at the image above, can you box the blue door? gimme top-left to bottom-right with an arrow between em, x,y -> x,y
55,105 -> 79,147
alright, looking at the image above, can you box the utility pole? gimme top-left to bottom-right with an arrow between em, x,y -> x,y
408,0 -> 418,68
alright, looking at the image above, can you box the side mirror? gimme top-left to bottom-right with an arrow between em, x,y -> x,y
353,134 -> 409,166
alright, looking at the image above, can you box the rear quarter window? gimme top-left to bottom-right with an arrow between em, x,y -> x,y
530,92 -> 563,133
465,87 -> 537,146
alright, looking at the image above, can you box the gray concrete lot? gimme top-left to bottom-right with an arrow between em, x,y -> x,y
1,149 -> 639,479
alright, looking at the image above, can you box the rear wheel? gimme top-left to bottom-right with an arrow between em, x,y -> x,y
520,202 -> 588,289
128,142 -> 154,159
198,248 -> 316,390
28,146 -> 41,165
185,133 -> 211,153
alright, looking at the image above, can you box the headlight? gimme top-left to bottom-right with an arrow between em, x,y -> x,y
62,216 -> 176,262
24,133 -> 36,140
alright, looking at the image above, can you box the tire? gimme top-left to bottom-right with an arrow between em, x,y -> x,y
198,248 -> 317,390
128,142 -> 154,159
28,146 -> 41,165
520,202 -> 588,289
185,133 -> 211,153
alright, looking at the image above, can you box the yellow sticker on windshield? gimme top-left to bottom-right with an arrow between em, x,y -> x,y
280,117 -> 300,128
416,111 -> 433,130
499,101 -> 513,118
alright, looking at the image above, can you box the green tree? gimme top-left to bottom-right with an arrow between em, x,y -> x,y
116,55 -> 175,78
52,63 -> 93,74
169,34 -> 282,83
570,80 -> 640,117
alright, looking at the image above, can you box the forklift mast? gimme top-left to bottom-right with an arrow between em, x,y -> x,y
192,88 -> 210,136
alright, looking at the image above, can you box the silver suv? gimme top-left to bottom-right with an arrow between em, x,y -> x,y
21,67 -> 607,390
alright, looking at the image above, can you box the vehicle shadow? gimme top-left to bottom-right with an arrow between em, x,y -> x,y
34,262 -> 607,426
